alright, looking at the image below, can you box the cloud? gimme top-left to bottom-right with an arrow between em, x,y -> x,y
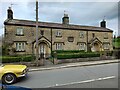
35,2 -> 118,25
0,1 -> 119,36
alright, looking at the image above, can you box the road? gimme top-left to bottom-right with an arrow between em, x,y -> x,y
51,78 -> 118,88
13,63 -> 118,88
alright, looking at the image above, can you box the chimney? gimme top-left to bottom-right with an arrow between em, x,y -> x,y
62,11 -> 69,24
100,19 -> 106,28
7,7 -> 13,19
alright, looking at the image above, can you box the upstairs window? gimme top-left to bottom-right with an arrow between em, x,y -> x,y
80,31 -> 84,38
104,33 -> 108,39
56,31 -> 62,37
16,42 -> 25,51
68,37 -> 74,42
92,33 -> 95,38
16,28 -> 24,36
40,30 -> 44,36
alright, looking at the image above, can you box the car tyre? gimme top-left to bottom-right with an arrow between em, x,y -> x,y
2,73 -> 17,84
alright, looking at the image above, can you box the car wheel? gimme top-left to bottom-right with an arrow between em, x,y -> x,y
2,73 -> 17,84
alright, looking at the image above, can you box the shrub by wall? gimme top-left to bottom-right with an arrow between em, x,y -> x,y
1,55 -> 35,63
52,50 -> 85,54
57,52 -> 100,59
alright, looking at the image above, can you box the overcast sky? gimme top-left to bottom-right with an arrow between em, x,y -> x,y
0,0 -> 119,36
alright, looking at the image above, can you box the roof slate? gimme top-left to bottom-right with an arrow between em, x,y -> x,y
4,19 -> 113,32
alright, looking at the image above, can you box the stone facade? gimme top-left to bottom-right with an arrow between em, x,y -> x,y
4,7 -> 113,58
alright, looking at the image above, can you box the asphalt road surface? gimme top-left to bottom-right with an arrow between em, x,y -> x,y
51,77 -> 118,88
13,63 -> 119,88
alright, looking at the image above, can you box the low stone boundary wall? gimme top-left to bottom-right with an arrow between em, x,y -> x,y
4,56 -> 116,67
57,56 -> 116,64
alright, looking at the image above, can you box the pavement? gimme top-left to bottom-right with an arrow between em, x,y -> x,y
29,59 -> 120,72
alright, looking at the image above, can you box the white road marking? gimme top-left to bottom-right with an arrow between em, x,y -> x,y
46,76 -> 116,88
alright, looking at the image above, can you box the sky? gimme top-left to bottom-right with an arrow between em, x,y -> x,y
0,0 -> 119,37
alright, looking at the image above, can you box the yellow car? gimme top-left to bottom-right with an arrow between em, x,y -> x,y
0,64 -> 28,84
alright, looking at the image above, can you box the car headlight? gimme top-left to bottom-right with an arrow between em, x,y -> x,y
23,68 -> 29,74
16,72 -> 23,75
23,70 -> 26,74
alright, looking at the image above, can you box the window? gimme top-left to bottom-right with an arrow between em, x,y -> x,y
104,33 -> 108,39
92,33 -> 95,38
16,28 -> 24,35
40,30 -> 44,36
78,43 -> 86,50
80,32 -> 84,38
56,31 -> 62,37
31,31 -> 34,36
103,43 -> 109,50
68,37 -> 74,42
16,42 -> 25,51
55,43 -> 63,50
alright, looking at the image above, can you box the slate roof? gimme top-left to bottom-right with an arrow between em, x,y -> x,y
4,19 -> 113,32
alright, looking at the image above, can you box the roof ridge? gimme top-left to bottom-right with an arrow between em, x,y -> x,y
6,19 -> 108,28
4,19 -> 113,32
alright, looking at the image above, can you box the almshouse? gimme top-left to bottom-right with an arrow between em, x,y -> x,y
4,7 -> 113,58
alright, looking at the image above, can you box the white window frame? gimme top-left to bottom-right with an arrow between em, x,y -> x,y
103,43 -> 109,50
56,31 -> 62,37
55,43 -> 63,50
16,28 -> 24,35
16,42 -> 25,51
104,33 -> 108,39
80,31 -> 84,38
68,37 -> 74,42
78,43 -> 86,50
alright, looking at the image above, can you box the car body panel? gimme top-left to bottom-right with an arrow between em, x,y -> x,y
0,64 -> 28,80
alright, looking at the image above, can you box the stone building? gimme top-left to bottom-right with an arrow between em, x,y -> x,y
4,7 -> 113,58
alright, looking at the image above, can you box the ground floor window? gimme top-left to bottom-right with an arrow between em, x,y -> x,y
55,43 -> 63,50
78,43 -> 86,50
16,42 -> 25,51
103,43 -> 110,50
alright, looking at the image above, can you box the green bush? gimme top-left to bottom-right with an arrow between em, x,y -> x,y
57,53 -> 100,59
1,55 -> 35,63
2,45 -> 9,55
52,50 -> 85,54
106,51 -> 113,56
51,50 -> 100,59
113,38 -> 120,49
0,56 -> 21,63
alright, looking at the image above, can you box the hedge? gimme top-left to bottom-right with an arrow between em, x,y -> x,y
52,50 -> 85,54
51,50 -> 100,59
57,53 -> 100,59
1,55 -> 35,63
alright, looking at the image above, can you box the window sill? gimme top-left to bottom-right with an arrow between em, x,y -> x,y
104,49 -> 109,50
15,50 -> 26,52
104,38 -> 108,39
80,37 -> 84,38
56,36 -> 62,37
68,41 -> 74,42
16,34 -> 24,36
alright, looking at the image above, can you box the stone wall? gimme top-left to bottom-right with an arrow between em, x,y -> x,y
57,56 -> 115,64
4,24 -> 113,55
